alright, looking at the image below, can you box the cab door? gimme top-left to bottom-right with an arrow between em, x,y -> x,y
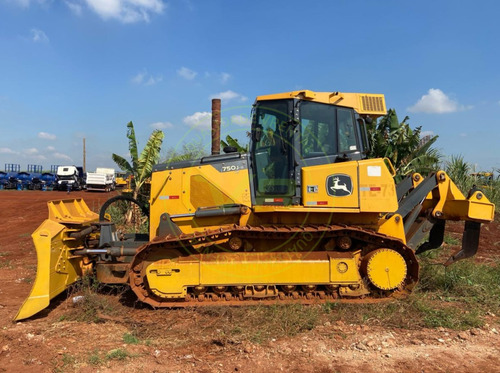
252,100 -> 295,205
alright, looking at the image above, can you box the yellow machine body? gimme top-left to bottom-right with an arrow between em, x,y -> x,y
15,199 -> 97,320
256,90 -> 387,117
16,90 -> 496,320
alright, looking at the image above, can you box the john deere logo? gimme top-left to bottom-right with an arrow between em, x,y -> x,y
327,174 -> 352,197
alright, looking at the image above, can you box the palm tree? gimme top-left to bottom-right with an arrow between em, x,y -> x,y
367,109 -> 441,181
112,121 -> 164,201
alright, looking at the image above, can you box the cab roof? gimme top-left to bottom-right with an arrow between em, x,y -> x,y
255,90 -> 387,118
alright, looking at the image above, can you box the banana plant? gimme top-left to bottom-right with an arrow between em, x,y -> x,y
112,121 -> 164,201
367,109 -> 441,181
221,135 -> 248,153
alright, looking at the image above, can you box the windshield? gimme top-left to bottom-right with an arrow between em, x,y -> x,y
252,100 -> 294,196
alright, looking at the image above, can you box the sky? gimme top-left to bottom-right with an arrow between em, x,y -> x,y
0,0 -> 499,172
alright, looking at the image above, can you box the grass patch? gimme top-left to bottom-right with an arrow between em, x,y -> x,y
0,259 -> 13,269
443,234 -> 460,246
53,353 -> 77,372
66,275 -> 120,323
197,304 -> 320,344
123,332 -> 140,344
318,251 -> 500,331
0,251 -> 11,257
106,348 -> 130,361
61,353 -> 76,366
418,255 -> 500,312
88,350 -> 103,366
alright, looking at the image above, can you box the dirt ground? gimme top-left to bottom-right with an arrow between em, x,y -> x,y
0,190 -> 499,372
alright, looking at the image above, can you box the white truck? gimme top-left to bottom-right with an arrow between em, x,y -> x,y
86,167 -> 116,192
56,166 -> 84,191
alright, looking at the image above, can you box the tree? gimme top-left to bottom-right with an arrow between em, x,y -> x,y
221,135 -> 248,153
163,140 -> 208,163
112,121 -> 164,201
367,109 -> 441,181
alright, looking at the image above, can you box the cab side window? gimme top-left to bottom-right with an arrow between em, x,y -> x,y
300,101 -> 337,158
338,109 -> 357,153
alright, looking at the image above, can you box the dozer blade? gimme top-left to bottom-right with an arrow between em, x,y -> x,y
444,221 -> 481,266
14,199 -> 97,321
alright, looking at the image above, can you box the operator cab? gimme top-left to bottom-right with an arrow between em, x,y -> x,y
250,92 -> 375,205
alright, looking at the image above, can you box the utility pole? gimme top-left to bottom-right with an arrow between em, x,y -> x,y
83,138 -> 86,173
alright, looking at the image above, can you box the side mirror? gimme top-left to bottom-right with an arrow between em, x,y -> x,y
364,116 -> 373,125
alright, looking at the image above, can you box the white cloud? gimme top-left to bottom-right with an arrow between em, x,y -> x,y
408,88 -> 469,114
150,121 -> 174,129
131,70 -> 162,86
46,146 -> 56,151
24,147 -> 39,155
65,0 -> 83,15
38,131 -> 57,140
183,111 -> 212,130
131,71 -> 146,84
32,154 -> 47,161
210,90 -> 247,103
145,75 -> 163,86
177,67 -> 197,80
54,152 -> 73,161
31,28 -> 49,43
220,72 -> 231,84
230,114 -> 250,127
420,130 -> 435,138
0,147 -> 18,154
84,0 -> 165,23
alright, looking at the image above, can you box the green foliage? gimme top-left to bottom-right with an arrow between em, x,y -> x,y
301,122 -> 330,156
444,155 -> 500,207
123,332 -> 140,344
320,256 -> 500,331
106,348 -> 130,361
221,135 -> 248,153
163,140 -> 208,163
445,155 -> 472,192
196,304 -> 320,344
61,353 -> 76,366
443,234 -> 460,246
67,275 -> 116,323
87,350 -> 103,366
105,200 -> 148,234
112,121 -> 164,199
367,109 -> 441,181
0,259 -> 12,269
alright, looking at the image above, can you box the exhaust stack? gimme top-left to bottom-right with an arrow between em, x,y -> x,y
211,98 -> 221,155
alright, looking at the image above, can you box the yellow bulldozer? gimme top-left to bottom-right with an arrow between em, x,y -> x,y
15,90 -> 495,321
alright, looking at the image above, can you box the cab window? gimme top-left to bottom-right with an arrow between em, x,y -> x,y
252,100 -> 293,195
300,101 -> 337,158
338,108 -> 357,153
